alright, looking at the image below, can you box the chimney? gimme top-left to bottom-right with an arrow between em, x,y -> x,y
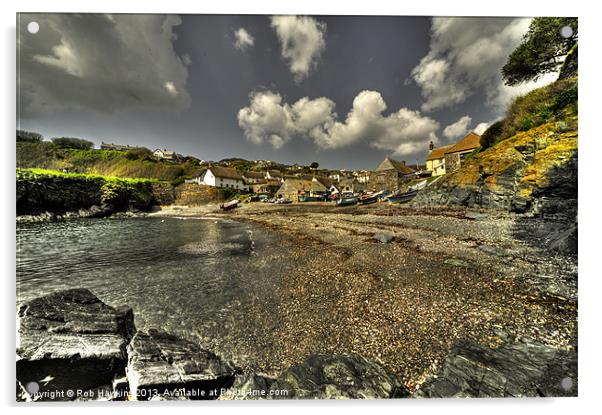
429,141 -> 434,151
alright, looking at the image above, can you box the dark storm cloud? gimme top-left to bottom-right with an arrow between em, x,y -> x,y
18,14 -> 190,116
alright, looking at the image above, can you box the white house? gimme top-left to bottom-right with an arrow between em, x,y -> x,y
196,166 -> 248,191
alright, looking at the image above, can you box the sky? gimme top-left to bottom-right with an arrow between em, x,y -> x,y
17,14 -> 557,170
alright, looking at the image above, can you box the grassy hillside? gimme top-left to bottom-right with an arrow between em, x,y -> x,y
16,141 -> 204,183
414,76 -> 578,216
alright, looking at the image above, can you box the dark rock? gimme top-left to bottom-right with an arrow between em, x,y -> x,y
126,329 -> 237,400
16,289 -> 135,401
415,338 -> 577,398
267,354 -> 409,399
372,232 -> 395,243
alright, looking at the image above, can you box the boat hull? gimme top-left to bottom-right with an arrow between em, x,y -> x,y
387,190 -> 418,204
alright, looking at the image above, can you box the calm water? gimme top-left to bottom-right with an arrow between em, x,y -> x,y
16,217 -> 292,367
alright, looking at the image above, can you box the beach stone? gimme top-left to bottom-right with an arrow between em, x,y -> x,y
16,288 -> 135,400
478,244 -> 510,257
126,329 -> 237,400
415,338 -> 577,398
267,354 -> 409,399
464,211 -> 489,220
372,232 -> 395,243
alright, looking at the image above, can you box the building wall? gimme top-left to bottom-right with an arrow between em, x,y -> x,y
369,170 -> 400,192
426,158 -> 446,177
202,170 -> 247,191
444,153 -> 460,174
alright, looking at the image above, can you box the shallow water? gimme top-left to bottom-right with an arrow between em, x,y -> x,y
16,216 -> 292,367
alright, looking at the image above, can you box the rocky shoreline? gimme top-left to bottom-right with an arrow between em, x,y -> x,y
16,288 -> 576,401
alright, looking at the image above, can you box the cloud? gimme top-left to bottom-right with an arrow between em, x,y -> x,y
233,27 -> 254,51
411,17 -> 556,114
270,15 -> 326,81
474,122 -> 490,135
443,115 -> 472,139
18,13 -> 190,116
238,90 -> 439,156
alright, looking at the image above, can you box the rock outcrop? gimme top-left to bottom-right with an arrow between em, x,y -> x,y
16,289 -> 135,400
415,337 -> 577,398
126,329 -> 237,400
266,354 -> 409,399
16,169 -> 175,218
413,120 -> 578,254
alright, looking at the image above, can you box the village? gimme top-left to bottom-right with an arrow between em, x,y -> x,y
142,130 -> 482,209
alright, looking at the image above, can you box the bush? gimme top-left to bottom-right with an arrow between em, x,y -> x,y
487,78 -> 578,148
480,121 -> 505,150
52,137 -> 94,150
124,147 -> 154,161
17,130 -> 43,142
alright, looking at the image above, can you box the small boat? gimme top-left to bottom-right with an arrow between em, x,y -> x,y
387,189 -> 419,204
220,199 -> 240,211
358,194 -> 379,205
298,195 -> 321,202
336,195 -> 358,206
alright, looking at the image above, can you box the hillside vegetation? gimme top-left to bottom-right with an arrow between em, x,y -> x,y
16,141 -> 203,183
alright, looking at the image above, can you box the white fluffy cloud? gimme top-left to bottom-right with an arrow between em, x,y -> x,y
443,115 -> 472,139
233,27 -> 254,51
238,90 -> 439,156
411,17 -> 556,114
19,13 -> 190,115
474,122 -> 490,135
270,16 -> 326,81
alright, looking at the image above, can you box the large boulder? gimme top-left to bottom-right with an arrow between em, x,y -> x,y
415,337 -> 577,398
16,289 -> 135,400
266,354 -> 409,399
126,329 -> 237,400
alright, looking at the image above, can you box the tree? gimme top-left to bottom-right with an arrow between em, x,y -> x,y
502,17 -> 578,86
16,130 -> 43,142
310,162 -> 319,169
51,137 -> 94,150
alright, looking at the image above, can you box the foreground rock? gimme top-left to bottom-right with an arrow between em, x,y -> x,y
16,289 -> 135,400
415,337 -> 577,398
266,354 -> 409,399
126,329 -> 237,400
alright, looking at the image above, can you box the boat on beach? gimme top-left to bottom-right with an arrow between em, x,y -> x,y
387,189 -> 419,204
358,191 -> 382,205
336,195 -> 359,206
220,199 -> 240,211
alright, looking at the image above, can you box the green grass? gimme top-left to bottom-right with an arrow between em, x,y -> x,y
17,167 -> 163,185
16,142 -> 203,181
481,77 -> 578,150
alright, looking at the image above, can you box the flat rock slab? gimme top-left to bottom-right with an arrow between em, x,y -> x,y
126,329 -> 236,400
16,288 -> 135,400
415,338 -> 577,398
267,354 -> 409,399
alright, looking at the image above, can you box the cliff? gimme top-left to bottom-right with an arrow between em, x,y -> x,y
16,169 -> 175,217
412,79 -> 577,254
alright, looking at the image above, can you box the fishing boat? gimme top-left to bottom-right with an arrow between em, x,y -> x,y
387,189 -> 419,204
298,195 -> 321,202
358,192 -> 381,205
220,199 -> 240,211
336,195 -> 359,206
